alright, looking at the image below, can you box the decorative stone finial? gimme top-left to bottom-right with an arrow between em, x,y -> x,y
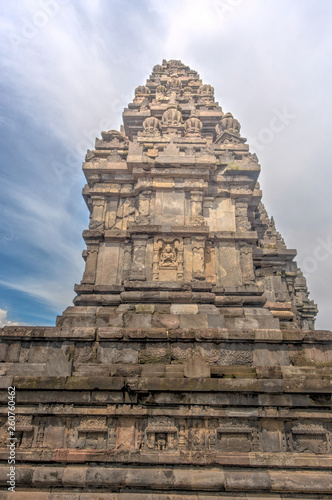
161,106 -> 183,126
198,84 -> 214,96
142,116 -> 161,134
134,85 -> 151,96
216,112 -> 241,135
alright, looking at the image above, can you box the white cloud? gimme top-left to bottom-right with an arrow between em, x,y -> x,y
0,0 -> 331,329
0,309 -> 20,327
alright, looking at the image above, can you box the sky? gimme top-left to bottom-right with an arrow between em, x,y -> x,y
0,0 -> 331,329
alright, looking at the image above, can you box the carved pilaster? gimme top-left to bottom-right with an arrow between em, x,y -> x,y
205,241 -> 216,284
239,243 -> 255,284
135,190 -> 152,225
129,235 -> 148,281
122,239 -> 133,282
192,236 -> 206,280
178,420 -> 186,450
190,191 -> 204,225
90,196 -> 105,230
235,198 -> 251,232
81,243 -> 99,284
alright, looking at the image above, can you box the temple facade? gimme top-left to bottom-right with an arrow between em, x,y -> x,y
0,60 -> 331,498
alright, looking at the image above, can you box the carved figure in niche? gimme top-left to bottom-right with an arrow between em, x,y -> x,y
160,243 -> 177,267
155,433 -> 167,451
153,237 -> 184,281
137,428 -> 144,450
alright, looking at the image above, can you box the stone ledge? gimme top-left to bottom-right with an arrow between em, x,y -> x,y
65,377 -> 125,390
0,465 -> 331,493
1,405 -> 330,419
1,449 -> 331,469
0,390 -> 329,407
0,326 -> 96,340
0,493 -> 329,500
3,376 -> 331,394
1,326 -> 331,343
12,376 -> 67,390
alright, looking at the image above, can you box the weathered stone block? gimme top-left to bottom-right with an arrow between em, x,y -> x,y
151,314 -> 180,329
98,342 -> 139,364
173,469 -> 225,490
62,467 -> 87,487
184,352 -> 210,378
207,314 -> 224,328
180,314 -> 207,329
6,343 -> 21,362
91,391 -> 124,403
65,376 -> 124,390
270,471 -> 332,493
0,376 -> 13,389
33,467 -> 64,487
124,313 -> 152,328
13,376 -> 66,390
225,471 -> 271,491
86,467 -> 127,487
139,343 -> 171,364
171,304 -> 198,315
253,345 -> 290,366
97,327 -> 123,339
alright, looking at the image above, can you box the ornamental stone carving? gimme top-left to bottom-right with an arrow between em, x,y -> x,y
192,236 -> 206,280
130,235 -> 148,281
184,114 -> 203,136
167,74 -> 182,91
153,237 -> 184,281
198,84 -> 214,96
216,112 -> 241,136
134,85 -> 151,97
161,105 -> 183,126
142,116 -> 161,135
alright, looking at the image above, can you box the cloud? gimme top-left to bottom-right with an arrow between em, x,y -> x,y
0,309 -> 20,327
0,0 -> 331,329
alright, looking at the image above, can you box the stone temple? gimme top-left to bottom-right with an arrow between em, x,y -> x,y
0,59 -> 331,498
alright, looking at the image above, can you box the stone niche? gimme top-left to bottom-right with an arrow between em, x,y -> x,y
153,236 -> 184,281
215,420 -> 258,452
287,422 -> 330,454
15,415 -> 34,449
75,417 -> 108,450
145,422 -> 178,451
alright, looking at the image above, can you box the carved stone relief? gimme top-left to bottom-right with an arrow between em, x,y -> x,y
287,423 -> 329,454
145,417 -> 177,451
239,243 -> 255,284
90,196 -> 105,230
216,419 -> 257,452
122,239 -> 133,282
190,191 -> 204,225
81,243 -> 99,284
192,237 -> 206,280
76,416 -> 108,450
153,237 -> 184,281
135,190 -> 152,225
130,236 -> 148,281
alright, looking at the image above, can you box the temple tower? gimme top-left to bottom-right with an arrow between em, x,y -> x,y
0,60 -> 331,498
